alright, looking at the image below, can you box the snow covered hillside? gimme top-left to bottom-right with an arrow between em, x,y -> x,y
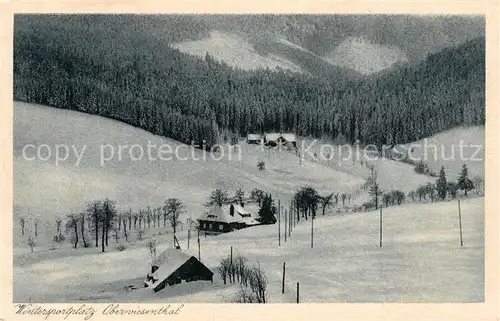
13,197 -> 484,303
14,102 -> 483,248
172,31 -> 408,75
173,31 -> 302,72
400,126 -> 485,178
13,102 -> 364,246
323,36 -> 408,75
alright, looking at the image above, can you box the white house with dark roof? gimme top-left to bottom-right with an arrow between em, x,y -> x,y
264,132 -> 297,147
246,134 -> 263,144
229,204 -> 260,226
197,204 -> 261,234
197,206 -> 242,234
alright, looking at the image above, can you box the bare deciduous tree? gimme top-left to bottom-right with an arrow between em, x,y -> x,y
319,193 -> 334,216
33,218 -> 40,238
248,263 -> 268,303
138,229 -> 144,241
206,189 -> 230,207
218,257 -> 231,285
165,198 -> 185,233
19,217 -> 26,236
66,214 -> 79,249
147,239 -> 157,264
55,217 -> 63,235
27,236 -> 35,253
80,213 -> 88,247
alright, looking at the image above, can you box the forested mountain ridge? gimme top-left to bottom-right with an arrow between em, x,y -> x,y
13,15 -> 485,149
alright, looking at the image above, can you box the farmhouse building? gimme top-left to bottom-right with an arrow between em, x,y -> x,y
197,206 -> 242,234
229,204 -> 260,227
197,204 -> 260,234
144,248 -> 214,292
264,133 -> 297,147
246,134 -> 262,144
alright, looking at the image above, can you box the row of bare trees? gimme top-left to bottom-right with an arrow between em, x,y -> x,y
217,254 -> 268,303
291,187 -> 352,222
206,188 -> 270,208
19,197 -> 187,253
18,216 -> 40,237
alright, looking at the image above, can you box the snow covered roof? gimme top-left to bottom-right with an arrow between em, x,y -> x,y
265,133 -> 281,141
198,206 -> 240,223
264,133 -> 296,142
231,204 -> 260,225
149,248 -> 193,291
232,204 -> 259,217
247,134 -> 262,140
152,247 -> 191,267
232,204 -> 250,215
281,133 -> 297,142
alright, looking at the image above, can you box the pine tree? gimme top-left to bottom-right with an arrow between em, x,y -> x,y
258,194 -> 277,224
447,182 -> 458,199
436,166 -> 448,200
457,164 -> 474,196
368,182 -> 382,209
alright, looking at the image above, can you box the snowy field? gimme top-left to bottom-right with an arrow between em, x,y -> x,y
173,30 -> 302,72
13,102 -> 365,247
402,126 -> 485,178
14,197 -> 484,303
13,102 -> 484,303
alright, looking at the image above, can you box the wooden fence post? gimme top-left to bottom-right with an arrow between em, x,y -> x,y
296,282 -> 300,303
379,207 -> 383,247
282,262 -> 286,294
197,229 -> 201,261
285,208 -> 288,243
458,199 -> 463,247
278,201 -> 281,247
311,214 -> 314,248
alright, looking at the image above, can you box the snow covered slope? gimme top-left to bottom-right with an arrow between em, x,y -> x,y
323,36 -> 408,75
401,126 -> 485,178
13,102 -> 364,245
173,31 -> 302,72
173,32 -> 408,76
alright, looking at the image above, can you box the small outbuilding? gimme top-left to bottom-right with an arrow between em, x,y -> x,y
144,248 -> 214,292
229,204 -> 260,227
246,134 -> 263,144
264,133 -> 297,147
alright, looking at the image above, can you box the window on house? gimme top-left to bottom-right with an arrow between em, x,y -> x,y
219,224 -> 223,230
209,223 -> 212,229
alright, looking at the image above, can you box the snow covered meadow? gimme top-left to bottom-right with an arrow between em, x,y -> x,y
13,102 -> 485,303
14,196 -> 484,303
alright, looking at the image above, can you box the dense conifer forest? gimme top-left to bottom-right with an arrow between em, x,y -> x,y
13,15 -> 485,149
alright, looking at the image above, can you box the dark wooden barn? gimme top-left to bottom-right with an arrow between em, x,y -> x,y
144,248 -> 214,292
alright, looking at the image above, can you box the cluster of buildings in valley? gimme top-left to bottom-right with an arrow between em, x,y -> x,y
246,132 -> 297,148
142,132 -> 298,294
144,203 -> 261,293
